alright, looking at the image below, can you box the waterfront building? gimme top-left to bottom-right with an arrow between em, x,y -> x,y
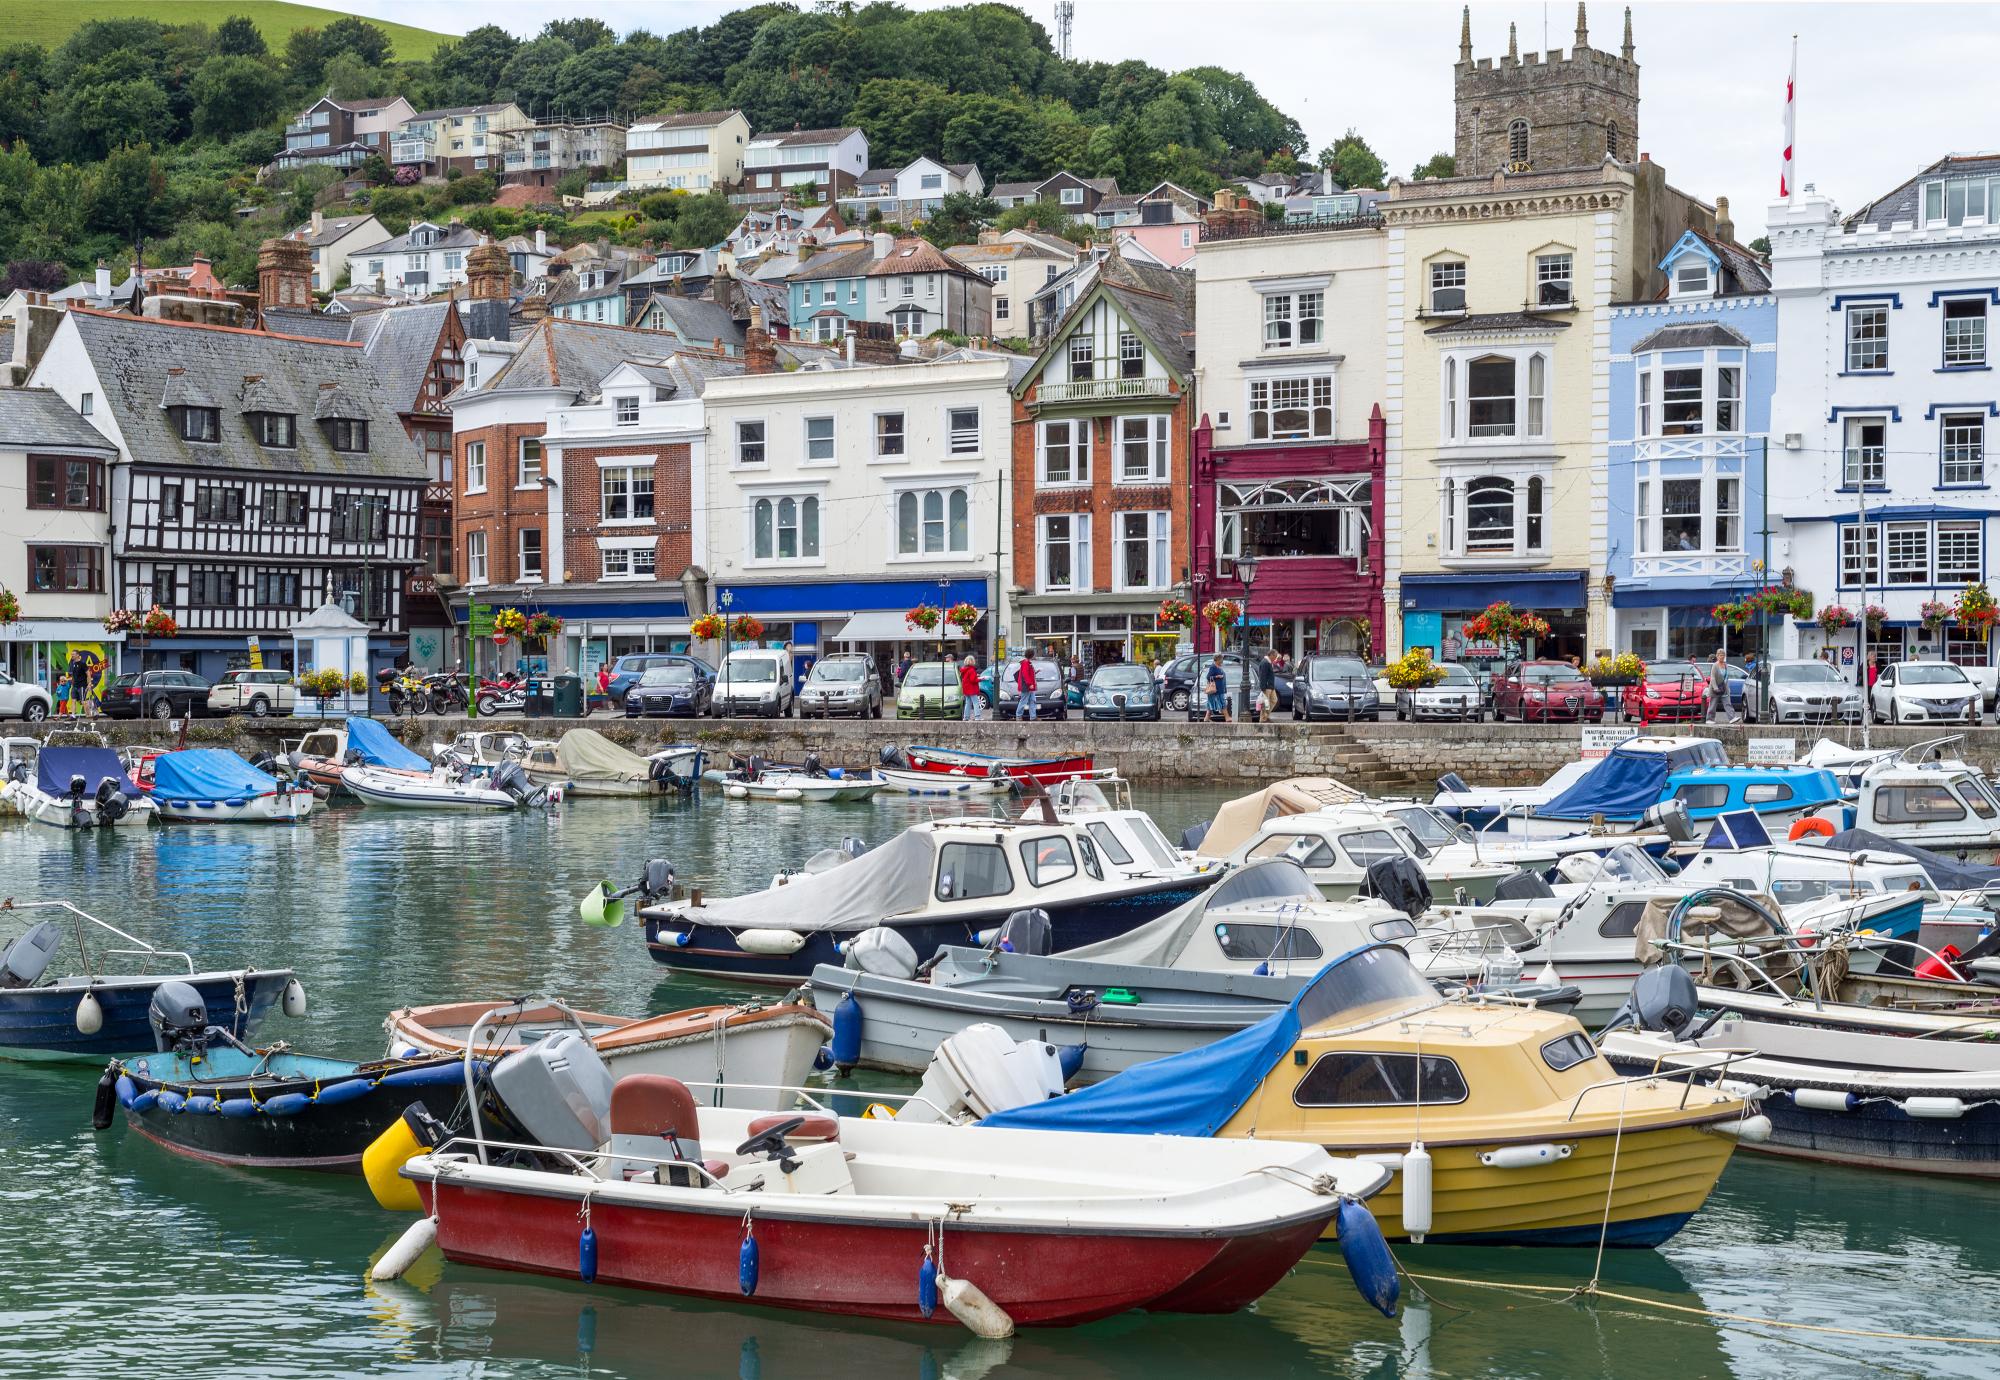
1767,156 -> 2000,667
1607,214 -> 1777,659
0,388 -> 122,684
1190,193 -> 1388,661
627,110 -> 750,192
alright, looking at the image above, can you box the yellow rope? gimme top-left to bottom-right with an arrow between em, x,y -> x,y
1401,1271 -> 2000,1346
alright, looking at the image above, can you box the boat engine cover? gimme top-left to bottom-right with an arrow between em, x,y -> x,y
0,920 -> 61,989
1603,965 -> 1702,1039
149,980 -> 209,1052
1640,799 -> 1695,844
1492,869 -> 1555,902
1359,857 -> 1433,919
488,1030 -> 616,1150
997,908 -> 1053,956
845,926 -> 920,979
491,761 -> 530,801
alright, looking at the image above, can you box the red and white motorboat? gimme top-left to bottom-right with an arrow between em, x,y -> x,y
898,745 -> 1095,788
385,1072 -> 1393,1330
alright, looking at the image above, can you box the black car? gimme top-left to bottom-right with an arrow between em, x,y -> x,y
623,662 -> 713,718
1160,653 -> 1294,715
103,670 -> 213,720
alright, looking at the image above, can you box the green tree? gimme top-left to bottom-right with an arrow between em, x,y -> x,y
1317,129 -> 1386,190
215,16 -> 267,58
1749,236 -> 1771,257
190,54 -> 282,138
283,28 -> 327,85
920,190 -> 999,248
846,78 -> 954,170
1411,151 -> 1456,180
939,94 -> 1044,184
55,70 -> 171,161
551,45 -> 637,113
0,44 -> 49,153
541,18 -> 617,52
994,201 -> 1089,245
429,25 -> 519,105
498,36 -> 575,116
1181,66 -> 1300,158
319,17 -> 392,67
321,52 -> 389,101
85,142 -> 171,246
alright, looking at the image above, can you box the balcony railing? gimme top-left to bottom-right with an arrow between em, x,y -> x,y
1202,210 -> 1384,242
1036,377 -> 1176,405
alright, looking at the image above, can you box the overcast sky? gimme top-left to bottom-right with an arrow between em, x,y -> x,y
340,1 -> 2000,225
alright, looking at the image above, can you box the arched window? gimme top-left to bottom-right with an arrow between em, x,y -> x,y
776,497 -> 798,559
1442,478 -> 1457,552
1527,353 -> 1547,436
801,496 -> 820,557
1466,477 -> 1515,552
753,498 -> 773,558
948,489 -> 969,550
1605,121 -> 1620,159
897,491 -> 919,554
922,490 -> 945,551
1526,477 -> 1544,551
1508,119 -> 1530,165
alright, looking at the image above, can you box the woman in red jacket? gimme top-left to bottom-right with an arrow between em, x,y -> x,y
958,655 -> 982,720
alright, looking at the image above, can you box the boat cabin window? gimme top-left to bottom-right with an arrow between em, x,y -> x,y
1075,834 -> 1104,880
1371,917 -> 1419,941
1293,945 -> 1443,1031
1293,1051 -> 1470,1108
1386,806 -> 1464,848
1540,1032 -> 1598,1073
299,733 -> 338,757
1597,901 -> 1648,939
1252,834 -> 1337,869
1019,836 -> 1077,887
1955,776 -> 1997,819
1129,818 -> 1183,868
1873,784 -> 1966,824
1084,821 -> 1134,866
1214,922 -> 1323,961
1211,859 -> 1320,906
1672,783 -> 1729,810
936,842 -> 1013,900
1340,830 -> 1407,869
1741,783 -> 1793,805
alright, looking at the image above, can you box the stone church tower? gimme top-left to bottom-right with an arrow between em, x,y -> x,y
1453,4 -> 1639,176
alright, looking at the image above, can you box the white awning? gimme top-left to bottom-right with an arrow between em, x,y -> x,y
833,611 -> 971,643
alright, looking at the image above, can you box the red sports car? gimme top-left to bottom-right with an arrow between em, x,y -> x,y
1619,660 -> 1712,724
1490,661 -> 1606,722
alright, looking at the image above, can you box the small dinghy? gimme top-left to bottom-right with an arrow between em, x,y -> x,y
892,745 -> 1095,788
95,980 -> 471,1171
0,900 -> 300,1062
373,1033 -> 1399,1327
342,758 -> 556,811
291,717 -> 431,792
523,730 -> 703,797
1,746 -> 156,829
137,748 -> 316,824
383,995 -> 831,1113
717,753 -> 881,803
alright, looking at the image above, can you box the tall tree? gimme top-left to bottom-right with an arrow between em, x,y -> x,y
190,54 -> 283,137
541,18 -> 617,52
919,190 -> 999,248
497,37 -> 575,117
85,142 -> 170,249
1317,129 -> 1386,190
214,16 -> 267,58
319,17 -> 392,67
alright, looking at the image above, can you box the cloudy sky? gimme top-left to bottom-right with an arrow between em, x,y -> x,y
341,1 -> 1998,225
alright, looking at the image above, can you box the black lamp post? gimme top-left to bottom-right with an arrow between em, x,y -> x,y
719,588 -> 733,717
1236,555 -> 1259,722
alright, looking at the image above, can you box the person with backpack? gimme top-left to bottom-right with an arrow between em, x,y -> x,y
1013,656 -> 1038,720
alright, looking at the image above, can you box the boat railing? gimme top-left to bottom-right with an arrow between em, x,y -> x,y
673,1077 -> 957,1122
2,899 -> 195,977
1564,1048 -> 1761,1119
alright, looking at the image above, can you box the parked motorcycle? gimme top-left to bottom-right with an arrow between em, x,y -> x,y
424,670 -> 469,715
378,666 -> 432,716
473,672 -> 528,717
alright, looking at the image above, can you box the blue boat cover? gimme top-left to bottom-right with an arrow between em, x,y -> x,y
345,716 -> 427,771
152,749 -> 276,802
1537,745 -> 1665,822
35,747 -> 129,797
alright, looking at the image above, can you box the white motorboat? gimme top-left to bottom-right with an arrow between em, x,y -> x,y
719,763 -> 882,803
0,737 -> 39,817
383,996 -> 831,1113
1431,759 -> 1600,828
290,716 -> 433,792
1809,740 -> 2000,858
522,729 -> 702,796
1219,805 -> 1524,902
874,765 -> 1014,796
341,758 -> 555,811
432,730 -> 540,771
2,745 -> 155,829
136,748 -> 316,824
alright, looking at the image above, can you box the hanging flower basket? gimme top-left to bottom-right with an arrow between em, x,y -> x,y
1156,597 -> 1195,629
493,607 -> 529,637
905,604 -> 941,633
526,612 -> 564,639
690,613 -> 725,641
103,606 -> 178,637
728,614 -> 765,642
1461,601 -> 1549,647
1960,582 -> 1998,631
346,671 -> 369,695
1816,605 -> 1855,636
1584,652 -> 1647,687
297,669 -> 346,701
1202,598 -> 1242,634
1710,601 -> 1751,633
1863,604 -> 1889,633
1920,600 -> 1957,633
1744,584 -> 1814,620
1384,647 -> 1443,690
944,601 -> 981,632
0,588 -> 19,624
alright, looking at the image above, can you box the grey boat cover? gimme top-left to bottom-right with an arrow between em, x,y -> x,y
1824,827 -> 2000,891
1062,859 -> 1321,967
695,828 -> 938,932
555,729 -> 652,785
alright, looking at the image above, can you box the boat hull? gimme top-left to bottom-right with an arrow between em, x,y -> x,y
341,767 -> 519,810
0,970 -> 291,1062
721,776 -> 882,803
416,1174 -> 1331,1325
4,783 -> 157,829
151,791 -> 316,824
874,767 -> 1013,797
905,746 -> 1094,787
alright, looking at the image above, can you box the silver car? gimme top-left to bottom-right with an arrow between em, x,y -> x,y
798,654 -> 882,719
1744,660 -> 1862,724
1292,655 -> 1382,721
1394,662 -> 1483,722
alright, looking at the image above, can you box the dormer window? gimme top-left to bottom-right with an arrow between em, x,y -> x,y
173,406 -> 221,442
323,419 -> 368,452
253,413 -> 296,447
1922,174 -> 2000,228
1671,259 -> 1713,298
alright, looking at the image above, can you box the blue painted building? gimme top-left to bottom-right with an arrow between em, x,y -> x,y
1607,229 -> 1777,659
787,245 -> 872,344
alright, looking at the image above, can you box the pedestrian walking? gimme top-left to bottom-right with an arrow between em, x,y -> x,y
1709,649 -> 1734,722
896,652 -> 913,685
1255,654 -> 1277,720
958,655 -> 982,721
1013,655 -> 1039,720
1203,654 -> 1229,722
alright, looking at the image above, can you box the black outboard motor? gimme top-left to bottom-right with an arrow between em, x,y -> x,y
803,753 -> 824,779
94,777 -> 129,826
1178,819 -> 1212,853
148,980 -> 211,1054
1491,868 -> 1555,902
66,774 -> 93,830
1598,965 -> 1724,1041
4,758 -> 27,784
878,745 -> 909,770
996,907 -> 1053,956
491,760 -> 533,804
1358,856 -> 1432,919
342,747 -> 365,767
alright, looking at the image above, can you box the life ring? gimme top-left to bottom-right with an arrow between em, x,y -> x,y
1788,817 -> 1836,840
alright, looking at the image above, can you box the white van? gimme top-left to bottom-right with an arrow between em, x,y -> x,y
713,648 -> 794,718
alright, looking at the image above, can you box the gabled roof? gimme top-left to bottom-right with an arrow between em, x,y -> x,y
633,108 -> 743,131
1631,321 -> 1753,354
483,319 -> 671,398
348,222 -> 483,258
236,372 -> 302,415
1019,254 -> 1194,393
289,214 -> 380,248
0,388 -> 116,453
1654,229 -> 1770,297
638,294 -> 745,348
405,103 -> 518,122
1849,153 -> 2000,231
321,95 -> 406,113
857,167 -> 900,186
62,310 -> 423,481
789,246 -> 878,283
991,180 -> 1041,198
754,126 -> 862,147
346,301 -> 457,413
862,238 -> 982,282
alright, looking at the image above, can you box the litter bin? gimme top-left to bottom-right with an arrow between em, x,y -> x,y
552,673 -> 583,718
524,677 -> 551,718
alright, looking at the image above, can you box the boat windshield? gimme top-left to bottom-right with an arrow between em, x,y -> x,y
1386,805 -> 1466,847
1295,945 -> 1443,1032
1209,858 -> 1320,906
1596,844 -> 1668,884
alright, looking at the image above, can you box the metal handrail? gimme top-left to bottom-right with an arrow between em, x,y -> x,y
3,899 -> 191,980
1566,1048 -> 1761,1119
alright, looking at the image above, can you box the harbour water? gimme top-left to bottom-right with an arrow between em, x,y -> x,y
2,786 -> 1994,1379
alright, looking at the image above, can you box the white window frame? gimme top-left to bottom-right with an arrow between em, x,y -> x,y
1938,521 -> 1984,585
1844,415 -> 1888,487
1942,412 -> 1986,487
516,527 -> 543,582
1442,348 -> 1551,444
1846,304 -> 1890,372
1533,252 -> 1573,308
892,485 -> 972,558
614,395 -> 640,425
1429,260 -> 1467,314
1059,186 -> 1084,206
1036,512 -> 1091,593
1884,520 -> 1931,586
1440,470 -> 1550,560
1038,418 -> 1091,486
597,536 -> 658,581
1840,522 -> 1882,587
874,411 -> 906,460
515,437 -> 542,488
1636,472 -> 1743,555
947,406 -> 980,456
463,440 -> 487,494
1670,257 -> 1713,299
1112,509 -> 1171,592
804,415 -> 836,465
464,529 -> 488,584
599,463 -> 655,524
1116,414 -> 1170,483
1247,372 -> 1335,443
1943,297 -> 1989,368
749,492 -> 823,565
735,419 -> 766,466
1261,289 -> 1325,350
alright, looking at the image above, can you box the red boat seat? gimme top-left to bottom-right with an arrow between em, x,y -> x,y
748,1112 -> 839,1144
611,1074 -> 700,1141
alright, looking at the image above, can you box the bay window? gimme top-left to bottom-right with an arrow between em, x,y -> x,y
1247,373 -> 1334,441
1845,519 -> 1983,587
1635,355 -> 1745,436
1468,357 -> 1516,435
1939,521 -> 1984,584
1941,413 -> 1986,485
1117,415 -> 1169,482
1114,510 -> 1170,591
1038,418 -> 1091,484
1037,513 -> 1090,593
1661,367 -> 1704,434
1442,473 -> 1547,559
1217,478 -> 1369,562
1635,473 -> 1743,555
600,465 -> 655,521
1442,350 -> 1551,442
1844,416 -> 1887,487
1885,521 -> 1930,585
895,487 -> 970,556
751,494 -> 821,562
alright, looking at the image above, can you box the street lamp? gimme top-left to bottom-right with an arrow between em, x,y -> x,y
937,573 -> 951,722
719,588 -> 734,717
1235,555 -> 1259,722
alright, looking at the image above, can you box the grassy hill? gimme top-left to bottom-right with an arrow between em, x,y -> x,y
12,1 -> 452,59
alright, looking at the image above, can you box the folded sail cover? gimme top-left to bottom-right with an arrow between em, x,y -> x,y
152,749 -> 278,802
35,747 -> 131,796
344,716 -> 429,771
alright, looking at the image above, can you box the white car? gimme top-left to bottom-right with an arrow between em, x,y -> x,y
895,662 -> 964,719
1869,660 -> 1981,725
1745,659 -> 1863,724
206,668 -> 298,717
1394,662 -> 1484,722
0,669 -> 52,722
712,648 -> 794,718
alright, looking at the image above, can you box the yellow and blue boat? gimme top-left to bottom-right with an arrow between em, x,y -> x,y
985,944 -> 1752,1246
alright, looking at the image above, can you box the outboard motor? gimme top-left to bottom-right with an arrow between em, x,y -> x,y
342,747 -> 366,767
491,760 -> 534,805
1640,798 -> 1695,844
1358,856 -> 1433,919
1491,868 -> 1556,902
803,753 -> 824,779
1598,965 -> 1723,1041
0,921 -> 61,989
247,751 -> 279,775
148,980 -> 212,1054
93,777 -> 130,826
4,759 -> 27,784
837,835 -> 869,861
1178,819 -> 1212,853
878,745 -> 909,771
66,774 -> 93,830
996,907 -> 1053,956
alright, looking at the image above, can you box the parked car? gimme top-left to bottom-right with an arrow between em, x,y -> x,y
1291,655 -> 1381,721
1394,662 -> 1483,722
711,648 -> 794,718
1082,663 -> 1161,721
624,663 -> 713,718
1618,661 -> 1711,725
1187,660 -> 1256,721
1871,660 -> 1981,725
988,656 -> 1069,719
103,670 -> 213,721
896,662 -> 964,719
1160,653 -> 1238,713
798,653 -> 883,719
1744,660 -> 1864,724
206,668 -> 297,718
0,669 -> 52,722
604,653 -> 713,707
1491,661 -> 1605,723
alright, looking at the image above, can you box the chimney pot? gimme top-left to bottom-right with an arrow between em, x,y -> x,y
872,231 -> 894,260
311,209 -> 323,235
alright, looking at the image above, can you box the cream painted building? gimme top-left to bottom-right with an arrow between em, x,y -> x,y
627,110 -> 750,192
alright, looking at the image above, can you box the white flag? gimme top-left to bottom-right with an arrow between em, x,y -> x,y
1781,37 -> 1797,199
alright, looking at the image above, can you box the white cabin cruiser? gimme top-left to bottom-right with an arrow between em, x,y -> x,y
1225,806 -> 1523,902
1805,738 -> 2000,858
0,737 -> 39,817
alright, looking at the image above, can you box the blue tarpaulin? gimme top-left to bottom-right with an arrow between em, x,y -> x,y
1537,745 -> 1668,822
152,749 -> 277,803
345,717 -> 427,771
35,747 -> 130,797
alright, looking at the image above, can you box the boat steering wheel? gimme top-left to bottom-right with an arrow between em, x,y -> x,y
734,1116 -> 806,1172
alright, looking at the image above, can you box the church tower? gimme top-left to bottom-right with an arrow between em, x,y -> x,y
1453,4 -> 1639,176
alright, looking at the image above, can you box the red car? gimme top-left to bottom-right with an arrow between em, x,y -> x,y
1619,660 -> 1712,725
1490,661 -> 1605,722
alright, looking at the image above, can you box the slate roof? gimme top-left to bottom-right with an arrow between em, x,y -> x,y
1850,154 -> 2000,231
1103,282 -> 1194,375
789,246 -> 878,283
639,294 -> 745,348
326,96 -> 404,112
484,319 -> 672,398
64,311 -> 423,481
634,109 -> 743,130
236,372 -> 302,415
405,103 -> 516,122
346,301 -> 455,413
1710,238 -> 1772,293
857,168 -> 900,186
757,127 -> 861,147
991,181 -> 1040,199
261,307 -> 358,342
1424,311 -> 1573,336
1632,321 -> 1753,354
0,387 -> 116,453
289,214 -> 378,247
347,223 -> 484,258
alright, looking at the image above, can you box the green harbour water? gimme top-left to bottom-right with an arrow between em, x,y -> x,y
1,783 -> 1994,1379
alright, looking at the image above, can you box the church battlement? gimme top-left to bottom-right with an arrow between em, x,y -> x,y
1454,4 -> 1640,177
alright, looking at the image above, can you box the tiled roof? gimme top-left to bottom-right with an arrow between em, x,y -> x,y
991,181 -> 1040,198
640,294 -> 744,348
327,96 -> 404,112
858,167 -> 900,185
789,246 -> 877,283
347,223 -> 483,257
756,127 -> 861,147
862,239 -> 981,281
944,163 -> 978,178
405,103 -> 516,121
1632,321 -> 1752,353
65,310 -> 423,481
634,108 -> 742,130
0,387 -> 117,452
1423,311 -> 1573,336
1850,154 -> 2000,230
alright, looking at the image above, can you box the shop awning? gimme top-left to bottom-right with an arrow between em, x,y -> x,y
1400,570 -> 1586,612
833,611 -> 971,643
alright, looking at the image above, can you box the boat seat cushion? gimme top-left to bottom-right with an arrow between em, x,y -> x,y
610,1074 -> 701,1142
747,1112 -> 839,1144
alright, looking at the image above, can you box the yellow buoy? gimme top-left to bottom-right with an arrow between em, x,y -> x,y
363,1105 -> 438,1211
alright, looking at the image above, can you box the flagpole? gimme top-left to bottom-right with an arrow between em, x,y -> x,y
1784,35 -> 1798,202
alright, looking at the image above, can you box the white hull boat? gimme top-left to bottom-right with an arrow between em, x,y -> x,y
874,765 -> 1013,797
3,745 -> 154,830
138,748 -> 317,824
341,760 -> 553,811
722,771 -> 882,803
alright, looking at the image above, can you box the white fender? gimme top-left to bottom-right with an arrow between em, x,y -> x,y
939,1273 -> 1014,1339
1400,1141 -> 1432,1243
1792,1087 -> 1856,1113
282,978 -> 308,1018
776,787 -> 803,801
1714,1114 -> 1773,1143
726,784 -> 748,799
370,1216 -> 438,1281
1478,1142 -> 1572,1169
1903,1096 -> 1968,1120
735,928 -> 808,956
75,990 -> 104,1035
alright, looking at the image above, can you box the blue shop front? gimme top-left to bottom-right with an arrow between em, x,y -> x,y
1400,570 -> 1590,663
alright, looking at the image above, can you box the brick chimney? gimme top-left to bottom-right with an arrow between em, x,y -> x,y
745,305 -> 778,374
796,234 -> 817,264
463,237 -> 512,341
257,236 -> 314,314
1714,195 -> 1735,244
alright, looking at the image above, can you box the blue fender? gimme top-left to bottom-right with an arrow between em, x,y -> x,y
1056,1043 -> 1086,1083
830,994 -> 863,1071
130,1090 -> 159,1113
1336,1197 -> 1400,1318
115,1074 -> 136,1108
918,1255 -> 939,1318
379,1062 -> 464,1089
578,1225 -> 598,1283
185,1094 -> 220,1115
156,1090 -> 186,1114
217,1097 -> 259,1119
313,1077 -> 373,1106
262,1092 -> 312,1117
739,1232 -> 760,1296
